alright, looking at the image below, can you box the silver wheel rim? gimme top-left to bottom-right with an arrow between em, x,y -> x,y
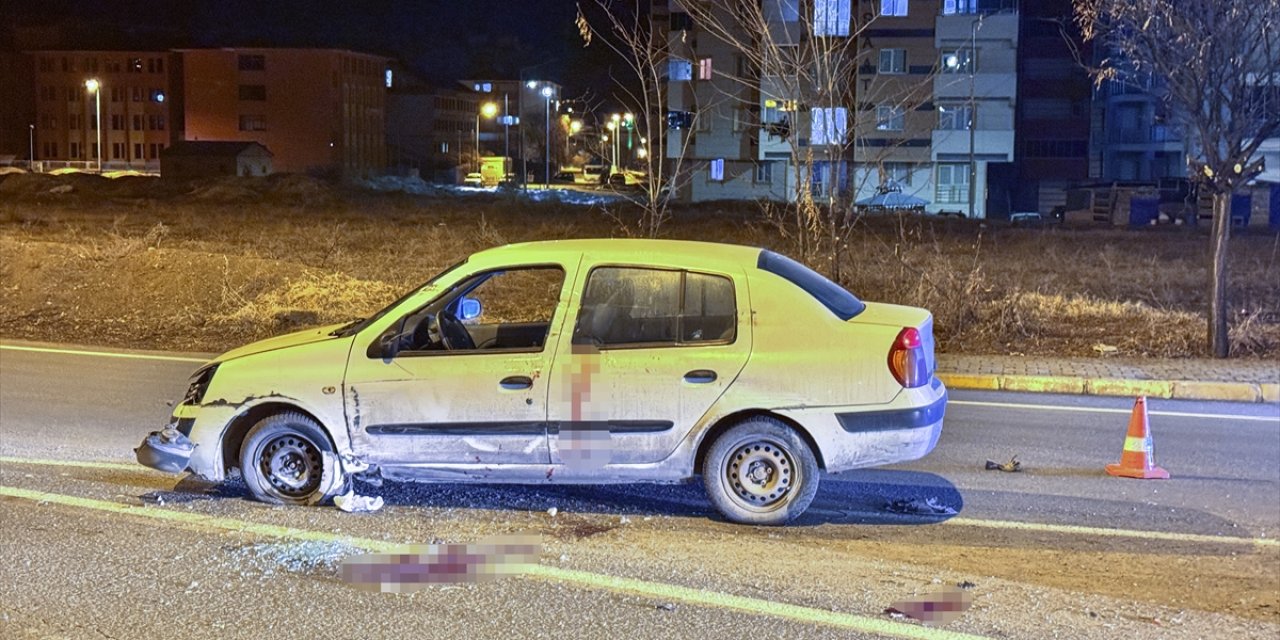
259,434 -> 322,498
724,438 -> 797,512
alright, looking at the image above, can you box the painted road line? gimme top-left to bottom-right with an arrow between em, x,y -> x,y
950,400 -> 1280,423
0,344 -> 208,364
4,454 -> 1277,549
0,485 -> 989,640
0,456 -> 145,473
943,517 -> 1278,549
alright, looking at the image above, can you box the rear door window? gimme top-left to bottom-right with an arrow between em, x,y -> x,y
574,267 -> 736,348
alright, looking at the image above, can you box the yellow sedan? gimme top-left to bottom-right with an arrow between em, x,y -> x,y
137,239 -> 945,525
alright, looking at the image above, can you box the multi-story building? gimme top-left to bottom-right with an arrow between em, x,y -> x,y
1013,0 -> 1091,215
177,48 -> 387,178
460,78 -> 564,178
386,74 -> 481,175
29,50 -> 175,171
659,0 -> 1019,218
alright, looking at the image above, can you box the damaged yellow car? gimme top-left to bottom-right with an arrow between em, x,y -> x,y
137,239 -> 945,524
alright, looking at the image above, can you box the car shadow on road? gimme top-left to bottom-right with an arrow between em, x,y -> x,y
317,468 -> 965,527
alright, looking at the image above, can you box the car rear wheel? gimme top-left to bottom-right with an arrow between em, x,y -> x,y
240,412 -> 342,506
702,418 -> 820,525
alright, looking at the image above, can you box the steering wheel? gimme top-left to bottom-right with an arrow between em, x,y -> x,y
437,310 -> 476,351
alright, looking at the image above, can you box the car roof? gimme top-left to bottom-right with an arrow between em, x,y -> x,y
472,239 -> 763,270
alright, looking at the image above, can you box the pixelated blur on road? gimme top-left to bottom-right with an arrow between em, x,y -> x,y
1,344 -> 1277,639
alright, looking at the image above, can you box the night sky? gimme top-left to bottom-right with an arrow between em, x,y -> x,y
1,0 -> 630,105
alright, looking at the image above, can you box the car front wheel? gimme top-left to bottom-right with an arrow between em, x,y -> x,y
702,418 -> 820,525
240,412 -> 343,506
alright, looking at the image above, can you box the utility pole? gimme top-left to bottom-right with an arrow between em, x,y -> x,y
967,15 -> 980,220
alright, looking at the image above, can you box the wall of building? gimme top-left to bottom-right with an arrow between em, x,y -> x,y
30,51 -> 174,170
178,48 -> 385,178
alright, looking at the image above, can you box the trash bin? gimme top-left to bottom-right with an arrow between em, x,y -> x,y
1231,193 -> 1251,228
1129,195 -> 1158,227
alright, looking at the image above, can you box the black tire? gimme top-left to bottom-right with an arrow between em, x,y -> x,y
239,412 -> 342,506
702,417 -> 820,525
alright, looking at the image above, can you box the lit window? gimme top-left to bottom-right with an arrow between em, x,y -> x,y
710,158 -> 725,181
482,83 -> 492,92
698,58 -> 713,80
875,105 -> 905,131
814,0 -> 851,36
879,49 -> 906,74
811,107 -> 849,145
668,58 -> 693,81
880,0 -> 908,16
942,49 -> 975,74
385,69 -> 393,88
943,0 -> 979,15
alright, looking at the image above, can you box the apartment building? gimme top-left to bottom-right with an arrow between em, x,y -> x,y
29,50 -> 176,171
659,1 -> 1019,218
460,78 -> 564,175
178,48 -> 388,178
386,75 -> 481,174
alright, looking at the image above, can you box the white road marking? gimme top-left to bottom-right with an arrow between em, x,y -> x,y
0,344 -> 208,364
950,400 -> 1279,423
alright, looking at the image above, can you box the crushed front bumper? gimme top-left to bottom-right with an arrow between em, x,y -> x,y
135,425 -> 195,473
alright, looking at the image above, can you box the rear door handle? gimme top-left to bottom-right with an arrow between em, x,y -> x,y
500,375 -> 533,390
683,369 -> 717,384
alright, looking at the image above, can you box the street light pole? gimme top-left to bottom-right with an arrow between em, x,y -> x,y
967,16 -> 980,220
85,78 -> 102,173
541,86 -> 554,187
28,124 -> 34,171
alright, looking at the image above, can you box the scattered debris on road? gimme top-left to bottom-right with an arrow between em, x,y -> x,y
985,455 -> 1023,472
655,602 -> 677,612
886,497 -> 958,516
341,534 -> 541,592
956,580 -> 977,590
333,489 -> 384,513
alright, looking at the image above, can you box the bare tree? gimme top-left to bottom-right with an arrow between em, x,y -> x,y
670,1 -> 937,282
1076,0 -> 1280,357
581,0 -> 703,237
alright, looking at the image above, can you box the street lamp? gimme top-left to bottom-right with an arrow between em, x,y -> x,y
945,17 -> 981,219
85,78 -> 102,173
541,85 -> 554,187
476,101 -> 498,172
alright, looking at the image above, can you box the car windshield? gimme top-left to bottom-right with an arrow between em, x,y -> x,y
330,258 -> 467,337
756,250 -> 865,320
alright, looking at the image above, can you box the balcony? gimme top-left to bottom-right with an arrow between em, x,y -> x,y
934,73 -> 1017,101
936,12 -> 1018,47
931,128 -> 1014,160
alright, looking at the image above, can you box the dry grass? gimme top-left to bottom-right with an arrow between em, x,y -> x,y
0,190 -> 1277,359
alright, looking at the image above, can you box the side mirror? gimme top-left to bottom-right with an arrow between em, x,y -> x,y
368,330 -> 402,360
459,297 -> 483,321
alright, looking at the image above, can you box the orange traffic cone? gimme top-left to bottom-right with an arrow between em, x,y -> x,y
1105,397 -> 1170,479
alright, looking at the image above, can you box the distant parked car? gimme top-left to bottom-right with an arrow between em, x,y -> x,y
462,172 -> 484,186
135,240 -> 946,525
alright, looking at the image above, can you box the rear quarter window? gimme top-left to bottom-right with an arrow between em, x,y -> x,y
756,250 -> 865,320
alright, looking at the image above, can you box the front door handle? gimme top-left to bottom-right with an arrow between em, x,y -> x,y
683,369 -> 717,384
500,375 -> 533,390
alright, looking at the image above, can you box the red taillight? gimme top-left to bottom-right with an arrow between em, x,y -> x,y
888,327 -> 928,388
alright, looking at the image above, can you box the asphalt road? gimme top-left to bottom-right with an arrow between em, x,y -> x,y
1,342 -> 1278,640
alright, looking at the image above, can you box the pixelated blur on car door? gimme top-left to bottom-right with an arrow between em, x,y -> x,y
546,264 -> 750,471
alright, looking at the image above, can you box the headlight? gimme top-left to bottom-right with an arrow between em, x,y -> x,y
183,364 -> 219,405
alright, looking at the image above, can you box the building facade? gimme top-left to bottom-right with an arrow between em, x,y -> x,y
29,50 -> 176,171
659,0 -> 1020,219
0,53 -> 36,165
177,48 -> 387,178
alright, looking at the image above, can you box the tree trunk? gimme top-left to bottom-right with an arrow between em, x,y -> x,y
1208,191 -> 1231,358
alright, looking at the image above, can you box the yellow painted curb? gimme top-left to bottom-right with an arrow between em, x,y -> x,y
1261,383 -> 1280,404
1172,381 -> 1261,403
936,373 -> 1000,390
998,375 -> 1086,395
1084,378 -> 1174,399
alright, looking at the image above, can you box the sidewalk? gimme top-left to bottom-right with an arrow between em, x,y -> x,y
938,354 -> 1280,403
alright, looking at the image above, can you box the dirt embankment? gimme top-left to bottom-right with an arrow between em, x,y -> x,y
1,176 -> 1278,358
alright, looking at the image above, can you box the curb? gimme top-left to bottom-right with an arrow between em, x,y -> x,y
938,373 -> 1277,404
